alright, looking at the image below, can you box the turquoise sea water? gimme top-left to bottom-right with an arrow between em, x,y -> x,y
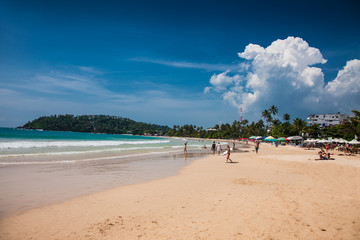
0,127 -> 208,164
0,127 -> 213,217
0,127 -> 160,141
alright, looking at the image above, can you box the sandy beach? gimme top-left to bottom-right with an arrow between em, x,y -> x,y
1,143 -> 359,240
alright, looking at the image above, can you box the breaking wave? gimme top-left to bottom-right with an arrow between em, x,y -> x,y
0,139 -> 170,149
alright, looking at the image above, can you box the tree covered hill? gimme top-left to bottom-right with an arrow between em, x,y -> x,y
20,115 -> 170,135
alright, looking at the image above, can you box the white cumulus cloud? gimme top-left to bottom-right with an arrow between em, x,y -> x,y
325,59 -> 360,96
209,70 -> 241,91
205,36 -> 359,120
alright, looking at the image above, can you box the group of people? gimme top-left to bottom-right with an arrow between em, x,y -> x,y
343,144 -> 357,155
187,140 -> 262,163
211,142 -> 223,155
317,148 -> 332,160
211,141 -> 233,162
189,138 -> 342,162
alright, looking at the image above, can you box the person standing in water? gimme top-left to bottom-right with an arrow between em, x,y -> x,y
226,145 -> 233,163
184,142 -> 188,154
211,141 -> 216,155
216,142 -> 222,155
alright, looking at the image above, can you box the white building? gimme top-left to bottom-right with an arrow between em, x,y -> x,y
206,128 -> 218,132
307,113 -> 350,127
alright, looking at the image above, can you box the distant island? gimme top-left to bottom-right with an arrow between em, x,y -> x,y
19,115 -> 170,136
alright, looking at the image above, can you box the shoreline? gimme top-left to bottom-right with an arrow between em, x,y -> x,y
0,148 -> 212,218
1,143 -> 359,239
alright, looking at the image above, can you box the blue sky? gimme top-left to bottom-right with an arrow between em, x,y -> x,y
1,0 -> 359,128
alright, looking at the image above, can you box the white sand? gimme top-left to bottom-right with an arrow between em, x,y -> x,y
1,143 -> 359,240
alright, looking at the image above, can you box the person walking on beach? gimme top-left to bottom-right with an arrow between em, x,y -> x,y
211,141 -> 216,155
184,142 -> 187,155
226,145 -> 233,163
255,140 -> 260,154
216,142 -> 221,155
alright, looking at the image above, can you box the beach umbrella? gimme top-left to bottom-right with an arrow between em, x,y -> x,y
349,139 -> 360,144
249,136 -> 257,139
304,139 -> 317,143
238,138 -> 248,140
264,138 -> 278,142
255,136 -> 263,140
264,136 -> 275,140
277,137 -> 289,141
287,136 -> 303,141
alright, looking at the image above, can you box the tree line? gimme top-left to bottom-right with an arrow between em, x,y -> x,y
20,108 -> 360,140
167,107 -> 360,141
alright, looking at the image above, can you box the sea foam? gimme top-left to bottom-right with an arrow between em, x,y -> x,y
0,139 -> 170,149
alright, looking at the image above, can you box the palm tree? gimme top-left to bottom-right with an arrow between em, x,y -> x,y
292,118 -> 307,135
269,105 -> 278,120
256,119 -> 265,129
283,113 -> 290,122
272,119 -> 281,126
247,122 -> 257,136
341,110 -> 360,139
262,110 -> 272,124
350,110 -> 360,124
241,119 -> 249,126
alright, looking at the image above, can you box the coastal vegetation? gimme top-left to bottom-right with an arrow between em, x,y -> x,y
20,115 -> 170,135
20,109 -> 360,140
167,108 -> 360,140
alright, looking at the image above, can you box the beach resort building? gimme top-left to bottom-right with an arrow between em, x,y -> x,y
307,112 -> 350,127
206,128 -> 218,132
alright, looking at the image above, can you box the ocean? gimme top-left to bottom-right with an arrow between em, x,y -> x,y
0,127 -> 213,217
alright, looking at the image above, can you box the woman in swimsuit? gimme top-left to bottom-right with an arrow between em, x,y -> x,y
226,145 -> 233,163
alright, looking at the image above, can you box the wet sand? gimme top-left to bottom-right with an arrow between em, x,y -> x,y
0,143 -> 359,240
0,150 -> 209,218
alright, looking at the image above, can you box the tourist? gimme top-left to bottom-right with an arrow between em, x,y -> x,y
255,141 -> 260,154
211,141 -> 216,155
226,145 -> 233,163
216,142 -> 221,155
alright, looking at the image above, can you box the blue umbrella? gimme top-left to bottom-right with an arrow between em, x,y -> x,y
264,138 -> 278,142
